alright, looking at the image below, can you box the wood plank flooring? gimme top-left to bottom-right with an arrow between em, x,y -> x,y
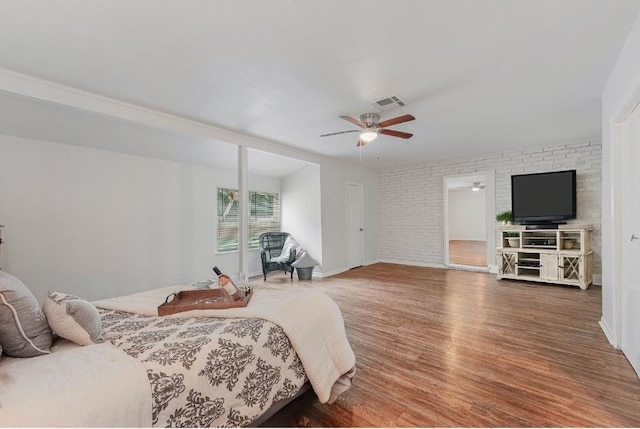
449,240 -> 487,267
260,263 -> 640,427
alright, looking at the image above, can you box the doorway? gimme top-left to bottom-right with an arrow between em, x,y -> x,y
444,171 -> 496,271
617,100 -> 640,378
346,183 -> 365,269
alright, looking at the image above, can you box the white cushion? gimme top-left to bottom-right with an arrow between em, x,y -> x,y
0,271 -> 52,357
43,292 -> 104,346
291,250 -> 318,268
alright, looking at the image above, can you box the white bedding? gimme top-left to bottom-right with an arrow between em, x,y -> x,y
93,284 -> 356,404
0,340 -> 151,427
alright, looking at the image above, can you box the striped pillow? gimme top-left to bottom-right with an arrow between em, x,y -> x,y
43,292 -> 104,346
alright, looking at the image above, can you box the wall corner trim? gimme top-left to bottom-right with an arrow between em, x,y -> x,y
599,317 -> 619,349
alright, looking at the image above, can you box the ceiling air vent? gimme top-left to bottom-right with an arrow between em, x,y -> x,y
372,95 -> 406,111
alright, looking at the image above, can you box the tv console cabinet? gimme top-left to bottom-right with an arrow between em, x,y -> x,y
496,225 -> 593,289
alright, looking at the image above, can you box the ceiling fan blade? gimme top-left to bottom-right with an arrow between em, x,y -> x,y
339,115 -> 365,127
380,129 -> 413,139
378,114 -> 415,128
320,129 -> 361,137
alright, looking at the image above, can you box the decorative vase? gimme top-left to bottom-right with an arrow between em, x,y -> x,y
507,238 -> 520,248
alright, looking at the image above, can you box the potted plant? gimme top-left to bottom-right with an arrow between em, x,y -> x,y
496,210 -> 513,225
506,231 -> 520,248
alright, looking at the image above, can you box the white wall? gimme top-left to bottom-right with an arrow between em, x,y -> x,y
0,69 -> 382,285
448,188 -> 486,241
379,141 -> 602,272
0,131 -> 381,301
281,163 -> 322,268
0,134 -> 279,302
319,163 -> 379,276
601,12 -> 640,346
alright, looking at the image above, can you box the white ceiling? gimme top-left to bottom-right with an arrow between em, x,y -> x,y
0,0 -> 639,172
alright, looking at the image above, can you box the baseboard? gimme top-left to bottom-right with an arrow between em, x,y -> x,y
447,263 -> 490,273
377,258 -> 447,269
379,258 -> 499,276
316,259 -> 381,278
315,267 -> 344,277
599,317 -> 619,349
248,271 -> 262,279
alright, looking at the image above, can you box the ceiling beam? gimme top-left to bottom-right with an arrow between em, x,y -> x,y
0,67 -> 323,165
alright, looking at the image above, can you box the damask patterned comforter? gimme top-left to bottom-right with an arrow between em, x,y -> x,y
99,309 -> 308,427
93,284 -> 356,405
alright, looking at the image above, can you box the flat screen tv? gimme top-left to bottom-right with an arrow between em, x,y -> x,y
511,170 -> 576,225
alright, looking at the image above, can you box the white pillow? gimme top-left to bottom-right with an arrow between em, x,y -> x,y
291,250 -> 318,268
43,292 -> 104,346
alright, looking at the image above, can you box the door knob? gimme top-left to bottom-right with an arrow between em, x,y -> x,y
632,234 -> 639,241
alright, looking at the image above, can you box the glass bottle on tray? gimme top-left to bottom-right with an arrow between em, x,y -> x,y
213,266 -> 241,301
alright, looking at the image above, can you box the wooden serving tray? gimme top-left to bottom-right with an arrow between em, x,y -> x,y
158,288 -> 253,316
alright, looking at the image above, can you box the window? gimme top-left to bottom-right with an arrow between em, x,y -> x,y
217,188 -> 281,252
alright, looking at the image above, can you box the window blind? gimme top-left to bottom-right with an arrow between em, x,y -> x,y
217,188 -> 281,252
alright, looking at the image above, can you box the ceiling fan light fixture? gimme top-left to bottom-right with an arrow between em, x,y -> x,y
360,130 -> 378,142
471,182 -> 481,191
320,112 -> 414,147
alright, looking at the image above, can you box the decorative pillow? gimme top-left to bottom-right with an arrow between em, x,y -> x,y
0,271 -> 53,357
291,250 -> 318,268
43,292 -> 104,346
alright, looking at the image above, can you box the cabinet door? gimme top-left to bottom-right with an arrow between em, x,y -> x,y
539,253 -> 559,281
498,251 -> 517,276
559,254 -> 583,284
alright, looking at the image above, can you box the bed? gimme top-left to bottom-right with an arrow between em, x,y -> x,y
0,274 -> 356,427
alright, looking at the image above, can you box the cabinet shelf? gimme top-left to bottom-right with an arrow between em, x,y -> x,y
516,273 -> 541,280
497,225 -> 593,290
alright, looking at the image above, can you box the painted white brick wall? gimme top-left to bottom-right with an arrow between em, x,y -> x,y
379,140 -> 602,274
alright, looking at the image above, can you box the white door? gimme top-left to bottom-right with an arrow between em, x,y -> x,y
620,105 -> 640,378
346,183 -> 364,269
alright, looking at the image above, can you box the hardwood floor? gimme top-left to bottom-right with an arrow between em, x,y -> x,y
448,240 -> 487,267
261,263 -> 640,427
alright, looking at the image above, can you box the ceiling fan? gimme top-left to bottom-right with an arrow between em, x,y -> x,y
320,112 -> 415,146
459,182 -> 486,191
